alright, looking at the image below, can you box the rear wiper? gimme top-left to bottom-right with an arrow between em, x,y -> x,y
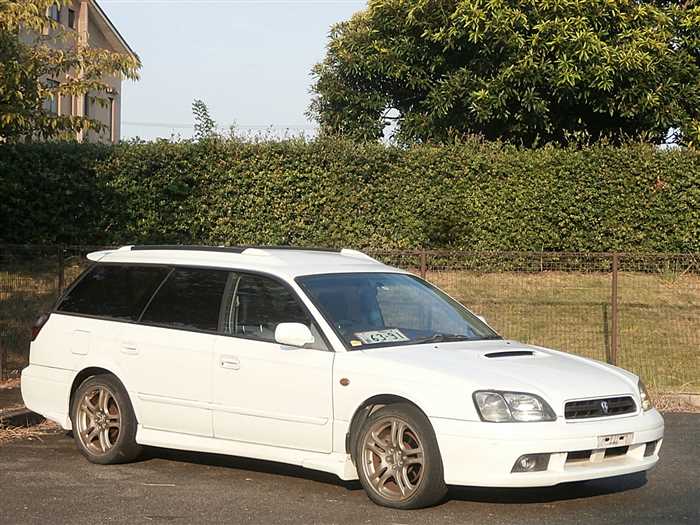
413,333 -> 472,344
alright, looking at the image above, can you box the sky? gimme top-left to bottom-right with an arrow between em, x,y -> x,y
98,0 -> 367,140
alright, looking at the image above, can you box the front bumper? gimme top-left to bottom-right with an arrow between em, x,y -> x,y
431,409 -> 664,487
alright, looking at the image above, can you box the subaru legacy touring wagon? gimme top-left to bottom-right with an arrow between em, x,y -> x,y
22,246 -> 664,509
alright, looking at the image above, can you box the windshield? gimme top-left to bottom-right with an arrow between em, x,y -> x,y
296,273 -> 500,350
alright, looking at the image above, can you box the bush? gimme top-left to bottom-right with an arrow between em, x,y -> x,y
1,138 -> 698,252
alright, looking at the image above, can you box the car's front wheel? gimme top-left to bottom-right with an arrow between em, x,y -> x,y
355,403 -> 447,509
71,374 -> 141,464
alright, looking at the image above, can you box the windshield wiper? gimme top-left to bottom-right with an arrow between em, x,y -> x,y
412,333 -> 473,344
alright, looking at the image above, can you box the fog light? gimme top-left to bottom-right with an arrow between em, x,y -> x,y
511,453 -> 550,473
519,457 -> 536,470
644,440 -> 658,457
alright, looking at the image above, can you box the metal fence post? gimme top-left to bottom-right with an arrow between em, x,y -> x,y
0,343 -> 5,381
610,253 -> 619,366
57,245 -> 65,294
420,250 -> 427,279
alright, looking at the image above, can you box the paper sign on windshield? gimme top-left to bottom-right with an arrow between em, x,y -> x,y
355,329 -> 410,345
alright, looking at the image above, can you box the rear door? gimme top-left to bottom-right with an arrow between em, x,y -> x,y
127,267 -> 229,437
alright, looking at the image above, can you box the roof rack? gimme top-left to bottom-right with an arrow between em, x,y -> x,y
129,245 -> 341,254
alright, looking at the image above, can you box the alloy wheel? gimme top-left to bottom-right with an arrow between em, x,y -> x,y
76,385 -> 121,455
360,417 -> 425,502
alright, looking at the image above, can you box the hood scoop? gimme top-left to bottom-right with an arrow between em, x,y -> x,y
484,350 -> 534,358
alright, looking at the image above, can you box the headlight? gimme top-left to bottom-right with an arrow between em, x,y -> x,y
473,391 -> 556,422
638,380 -> 653,411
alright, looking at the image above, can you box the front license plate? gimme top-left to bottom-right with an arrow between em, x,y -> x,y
597,432 -> 633,448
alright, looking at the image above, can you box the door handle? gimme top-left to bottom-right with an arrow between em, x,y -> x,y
220,356 -> 240,370
121,342 -> 139,355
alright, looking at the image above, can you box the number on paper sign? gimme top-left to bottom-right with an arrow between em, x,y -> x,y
355,329 -> 410,345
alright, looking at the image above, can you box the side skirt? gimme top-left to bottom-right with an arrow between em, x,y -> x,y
136,426 -> 359,481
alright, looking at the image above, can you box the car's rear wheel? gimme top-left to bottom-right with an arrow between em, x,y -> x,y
355,403 -> 447,509
71,375 -> 141,464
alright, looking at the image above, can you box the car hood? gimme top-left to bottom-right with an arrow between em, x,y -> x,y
359,340 -> 639,415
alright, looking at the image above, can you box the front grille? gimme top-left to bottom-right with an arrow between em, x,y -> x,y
565,396 -> 636,420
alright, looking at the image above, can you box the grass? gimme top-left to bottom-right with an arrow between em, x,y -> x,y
1,261 -> 698,393
0,378 -> 21,390
0,420 -> 59,446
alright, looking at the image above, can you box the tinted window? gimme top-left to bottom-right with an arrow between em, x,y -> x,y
223,274 -> 327,350
58,265 -> 169,320
141,268 -> 228,332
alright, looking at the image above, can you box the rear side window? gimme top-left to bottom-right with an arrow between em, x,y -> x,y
58,265 -> 169,321
140,268 -> 229,332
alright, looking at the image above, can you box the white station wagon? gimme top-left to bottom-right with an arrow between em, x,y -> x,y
22,246 -> 664,509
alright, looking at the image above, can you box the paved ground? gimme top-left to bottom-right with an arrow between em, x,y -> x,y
0,413 -> 697,525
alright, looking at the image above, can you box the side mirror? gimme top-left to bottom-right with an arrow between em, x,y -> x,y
275,323 -> 315,348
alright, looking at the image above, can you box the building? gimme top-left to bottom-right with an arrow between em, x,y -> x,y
40,1 -> 138,143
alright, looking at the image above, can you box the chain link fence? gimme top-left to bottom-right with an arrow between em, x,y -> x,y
1,246 -> 698,393
0,245 -> 102,377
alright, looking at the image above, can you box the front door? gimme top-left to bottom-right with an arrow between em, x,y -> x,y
212,272 -> 334,452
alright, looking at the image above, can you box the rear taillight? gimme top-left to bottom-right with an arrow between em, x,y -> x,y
31,313 -> 50,342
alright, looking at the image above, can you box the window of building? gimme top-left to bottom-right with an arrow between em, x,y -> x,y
48,3 -> 60,23
140,268 -> 229,332
42,79 -> 60,115
83,93 -> 90,117
108,97 -> 115,142
68,8 -> 76,29
58,265 -> 170,321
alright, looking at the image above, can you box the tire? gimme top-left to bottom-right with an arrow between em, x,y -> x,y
355,403 -> 447,509
70,374 -> 141,464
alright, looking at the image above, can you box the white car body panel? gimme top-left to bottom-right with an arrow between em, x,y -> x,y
124,324 -> 216,437
22,246 -> 664,487
212,336 -> 334,452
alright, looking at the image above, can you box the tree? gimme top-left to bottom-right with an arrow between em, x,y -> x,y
0,0 -> 140,141
310,0 -> 700,146
192,98 -> 217,140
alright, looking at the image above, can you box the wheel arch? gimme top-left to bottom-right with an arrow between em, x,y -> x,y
68,367 -> 138,424
345,393 -> 432,463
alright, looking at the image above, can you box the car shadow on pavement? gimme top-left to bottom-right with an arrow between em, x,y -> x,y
140,444 -> 647,504
447,472 -> 647,504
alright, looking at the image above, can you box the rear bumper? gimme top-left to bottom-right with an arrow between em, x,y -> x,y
432,409 -> 664,487
21,364 -> 73,429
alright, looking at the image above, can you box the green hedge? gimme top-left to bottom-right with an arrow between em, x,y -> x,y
1,139 -> 698,251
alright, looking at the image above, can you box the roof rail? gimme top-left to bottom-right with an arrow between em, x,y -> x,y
129,245 -> 341,254
130,245 -> 246,254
